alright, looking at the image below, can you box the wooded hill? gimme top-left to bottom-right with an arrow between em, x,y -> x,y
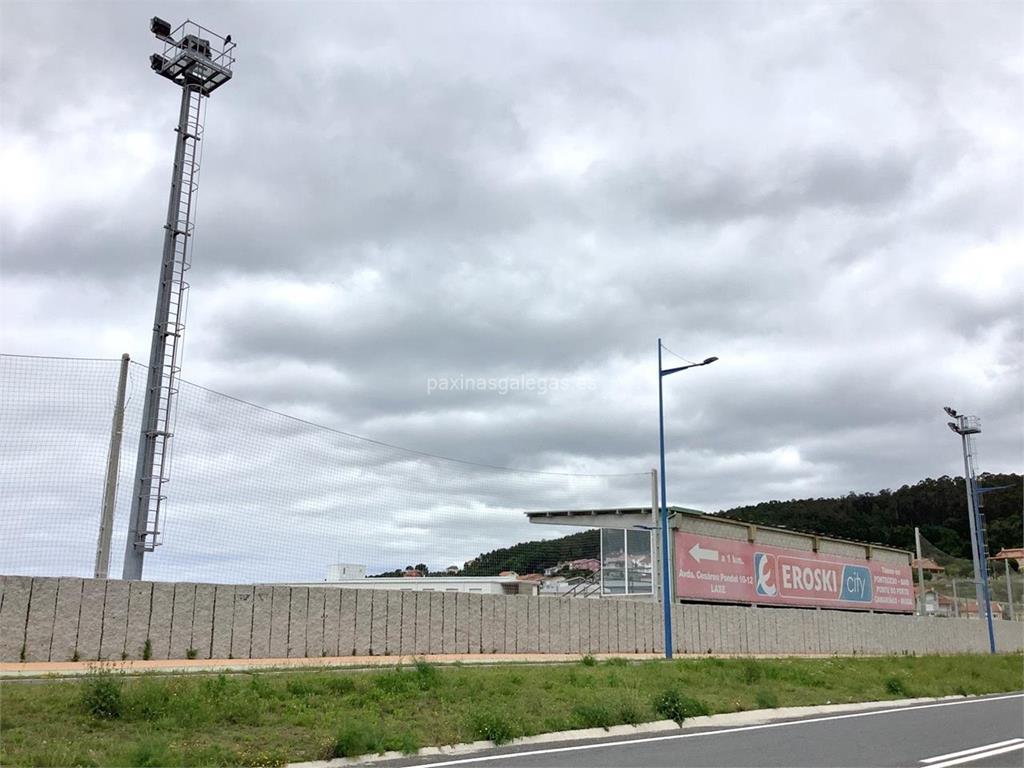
722,473 -> 1021,561
443,474 -> 1021,576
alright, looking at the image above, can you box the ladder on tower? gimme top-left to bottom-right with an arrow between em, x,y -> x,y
137,84 -> 205,552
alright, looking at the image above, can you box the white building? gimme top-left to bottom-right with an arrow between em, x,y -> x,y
326,563 -> 367,581
302,574 -> 539,595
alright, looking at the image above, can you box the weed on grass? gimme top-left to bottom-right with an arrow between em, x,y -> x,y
885,676 -> 910,697
81,670 -> 123,719
580,654 -> 598,666
572,703 -> 615,729
653,688 -> 709,725
413,658 -> 440,690
332,720 -> 379,758
128,737 -> 170,767
754,689 -> 779,709
469,710 -> 518,745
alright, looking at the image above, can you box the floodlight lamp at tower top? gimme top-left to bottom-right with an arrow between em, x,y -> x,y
149,17 -> 235,94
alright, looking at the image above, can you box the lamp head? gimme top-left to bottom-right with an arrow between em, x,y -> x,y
943,406 -> 958,418
702,357 -> 719,365
150,16 -> 172,39
947,422 -> 961,434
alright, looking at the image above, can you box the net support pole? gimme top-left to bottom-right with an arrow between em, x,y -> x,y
651,468 -> 660,606
914,526 -> 926,616
1005,559 -> 1015,621
94,353 -> 130,579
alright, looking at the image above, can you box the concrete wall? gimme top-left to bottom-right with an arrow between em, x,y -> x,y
1,575 -> 1020,662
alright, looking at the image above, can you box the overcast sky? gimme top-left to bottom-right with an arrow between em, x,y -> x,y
1,2 -> 1021,579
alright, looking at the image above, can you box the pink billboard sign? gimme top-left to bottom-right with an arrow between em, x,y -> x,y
674,532 -> 915,613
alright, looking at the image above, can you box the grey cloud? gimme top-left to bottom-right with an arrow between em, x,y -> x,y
2,1 -> 1021,580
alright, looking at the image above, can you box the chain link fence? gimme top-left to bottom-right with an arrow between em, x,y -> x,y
0,354 -> 648,584
917,531 -> 1022,621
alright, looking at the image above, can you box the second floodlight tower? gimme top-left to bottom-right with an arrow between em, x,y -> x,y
123,18 -> 235,580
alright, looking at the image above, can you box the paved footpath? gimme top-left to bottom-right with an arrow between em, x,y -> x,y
0,653 -> 669,677
380,693 -> 1024,768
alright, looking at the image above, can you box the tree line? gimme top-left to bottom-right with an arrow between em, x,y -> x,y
372,474 -> 1020,577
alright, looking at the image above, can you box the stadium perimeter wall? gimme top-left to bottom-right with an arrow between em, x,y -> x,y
1,575 -> 1020,663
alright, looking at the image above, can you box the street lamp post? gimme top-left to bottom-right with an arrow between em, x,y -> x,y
658,339 -> 717,659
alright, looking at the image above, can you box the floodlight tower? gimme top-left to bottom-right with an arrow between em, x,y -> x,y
123,18 -> 235,580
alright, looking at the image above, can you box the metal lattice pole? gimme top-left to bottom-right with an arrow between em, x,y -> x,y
123,19 -> 234,580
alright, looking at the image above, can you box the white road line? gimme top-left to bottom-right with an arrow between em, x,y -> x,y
922,742 -> 1024,768
921,738 -> 1024,763
412,693 -> 1024,767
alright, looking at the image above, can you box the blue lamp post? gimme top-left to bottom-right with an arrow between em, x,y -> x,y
658,339 -> 717,659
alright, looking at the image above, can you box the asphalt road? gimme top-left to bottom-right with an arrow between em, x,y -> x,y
386,693 -> 1024,768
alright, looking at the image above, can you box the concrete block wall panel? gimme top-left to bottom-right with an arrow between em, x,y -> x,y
99,580 -> 129,660
719,606 -> 734,654
229,586 -> 254,659
674,604 -> 689,654
874,549 -> 911,565
524,596 -> 539,653
509,596 -> 520,652
593,600 -> 606,653
480,594 -> 496,654
400,591 -> 418,655
287,587 -> 308,658
370,589 -> 387,656
210,585 -> 235,660
567,599 -> 580,654
0,576 -> 29,662
385,590 -> 402,656
24,578 -> 59,662
537,597 -> 550,653
305,588 -> 326,659
441,592 -> 457,653
249,586 -> 273,658
498,594 -> 513,653
684,516 -> 749,542
582,599 -> 596,653
801,611 -> 818,655
654,602 -> 667,654
168,583 -> 197,660
998,622 -> 1022,651
427,592 -> 444,654
454,592 -> 469,654
684,603 -> 697,654
75,578 -> 107,661
341,589 -> 359,657
322,589 -> 341,657
728,606 -> 743,654
769,609 -> 786,654
627,600 -> 640,653
817,539 -> 867,558
147,582 -> 174,660
557,599 -> 572,653
190,583 -> 216,660
693,604 -> 705,654
414,592 -> 431,655
50,578 -> 84,662
123,581 -> 153,660
615,602 -> 628,654
467,593 -> 482,654
755,529 -> 815,551
268,586 -> 291,659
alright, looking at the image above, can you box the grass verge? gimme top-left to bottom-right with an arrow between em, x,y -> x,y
1,654 -> 1020,766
